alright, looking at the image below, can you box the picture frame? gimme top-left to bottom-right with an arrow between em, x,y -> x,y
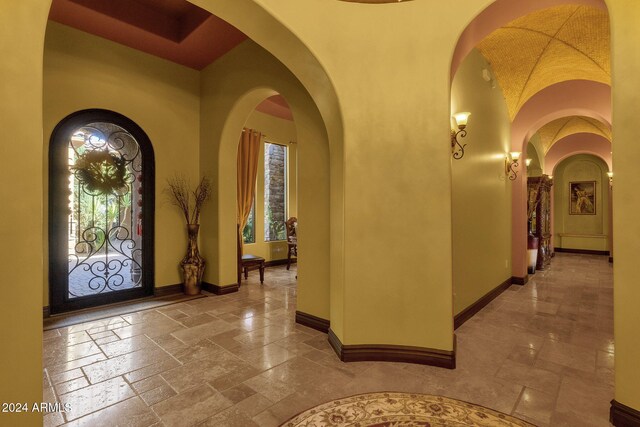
569,181 -> 596,215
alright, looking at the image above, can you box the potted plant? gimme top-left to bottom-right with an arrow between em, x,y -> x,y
166,175 -> 211,295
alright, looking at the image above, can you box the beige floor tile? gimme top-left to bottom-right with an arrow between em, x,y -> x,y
496,359 -> 561,394
170,319 -> 236,344
123,357 -> 181,384
168,338 -> 226,363
43,411 -> 65,427
178,313 -> 219,328
152,384 -> 233,427
139,383 -> 177,406
62,396 -> 158,427
40,259 -> 613,426
161,358 -> 230,393
220,383 -> 257,404
47,353 -> 108,377
514,387 -> 557,425
200,407 -> 261,427
112,319 -> 185,340
237,342 -> 298,371
98,334 -> 159,358
537,339 -> 597,373
43,339 -> 102,367
54,376 -> 90,395
59,376 -> 135,421
83,346 -> 172,384
243,372 -> 296,403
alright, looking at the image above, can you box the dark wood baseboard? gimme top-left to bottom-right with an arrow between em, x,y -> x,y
454,278 -> 511,329
202,281 -> 239,295
611,400 -> 640,426
609,256 -> 614,263
264,259 -> 297,267
511,275 -> 528,286
43,306 -> 50,318
328,328 -> 456,369
554,247 -> 610,256
295,311 -> 330,333
154,283 -> 183,297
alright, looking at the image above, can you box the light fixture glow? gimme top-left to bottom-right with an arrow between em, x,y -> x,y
452,112 -> 471,129
505,152 -> 521,181
451,112 -> 471,160
526,158 -> 532,167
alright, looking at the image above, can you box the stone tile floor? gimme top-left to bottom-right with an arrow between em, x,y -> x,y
42,253 -> 613,426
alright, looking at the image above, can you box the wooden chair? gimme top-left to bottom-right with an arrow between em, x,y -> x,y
241,254 -> 265,284
285,217 -> 297,270
237,224 -> 265,285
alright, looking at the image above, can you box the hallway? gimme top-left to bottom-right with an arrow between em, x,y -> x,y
42,253 -> 613,426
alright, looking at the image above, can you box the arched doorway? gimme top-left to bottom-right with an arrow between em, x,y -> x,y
48,109 -> 155,313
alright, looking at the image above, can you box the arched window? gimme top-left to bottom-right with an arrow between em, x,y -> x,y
49,110 -> 154,313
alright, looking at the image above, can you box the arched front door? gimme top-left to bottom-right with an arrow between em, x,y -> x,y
49,110 -> 154,314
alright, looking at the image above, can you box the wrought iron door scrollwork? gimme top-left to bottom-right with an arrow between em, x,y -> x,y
67,122 -> 144,298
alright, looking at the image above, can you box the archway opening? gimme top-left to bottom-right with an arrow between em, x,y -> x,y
48,109 -> 155,314
237,95 -> 299,287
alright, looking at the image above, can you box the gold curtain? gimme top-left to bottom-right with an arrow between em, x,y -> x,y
237,128 -> 262,252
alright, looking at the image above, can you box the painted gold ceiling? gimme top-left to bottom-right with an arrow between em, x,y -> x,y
535,116 -> 611,153
477,5 -> 610,120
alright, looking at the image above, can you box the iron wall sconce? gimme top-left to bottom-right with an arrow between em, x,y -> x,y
607,171 -> 613,185
451,112 -> 470,160
505,151 -> 521,181
526,158 -> 532,168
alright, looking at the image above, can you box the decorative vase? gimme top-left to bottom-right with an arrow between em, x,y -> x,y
181,224 -> 205,295
527,234 -> 539,275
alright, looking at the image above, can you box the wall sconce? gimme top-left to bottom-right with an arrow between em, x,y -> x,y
451,112 -> 470,160
525,158 -> 532,168
505,151 -> 521,181
607,171 -> 613,184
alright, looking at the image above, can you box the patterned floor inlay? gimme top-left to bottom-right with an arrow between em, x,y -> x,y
281,392 -> 535,427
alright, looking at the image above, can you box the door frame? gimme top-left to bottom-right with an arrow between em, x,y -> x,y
48,109 -> 155,314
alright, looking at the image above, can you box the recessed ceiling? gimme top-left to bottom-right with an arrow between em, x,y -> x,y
48,0 -> 247,70
255,95 -> 293,121
535,115 -> 611,153
477,5 -> 610,121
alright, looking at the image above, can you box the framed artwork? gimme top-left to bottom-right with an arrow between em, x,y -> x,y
569,181 -> 596,215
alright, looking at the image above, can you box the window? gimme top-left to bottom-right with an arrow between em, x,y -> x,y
264,142 -> 287,241
242,200 -> 255,244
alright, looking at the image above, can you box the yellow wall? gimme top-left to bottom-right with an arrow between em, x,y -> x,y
553,154 -> 609,251
43,22 -> 201,305
242,110 -> 298,262
0,2 -> 49,425
607,0 -> 640,411
451,49 -> 512,315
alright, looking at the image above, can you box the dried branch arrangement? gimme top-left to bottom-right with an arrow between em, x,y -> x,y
166,175 -> 212,224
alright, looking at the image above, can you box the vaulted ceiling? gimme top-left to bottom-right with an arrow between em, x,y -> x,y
477,5 -> 610,121
535,115 -> 611,153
